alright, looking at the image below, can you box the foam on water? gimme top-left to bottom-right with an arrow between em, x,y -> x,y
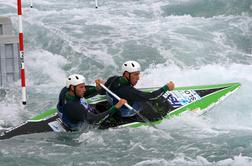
0,0 -> 252,165
0,48 -> 67,124
139,63 -> 252,87
161,0 -> 252,17
78,130 -> 105,146
2,0 -> 251,76
139,63 -> 252,128
0,102 -> 24,126
133,155 -> 252,166
0,90 -> 28,126
25,49 -> 67,87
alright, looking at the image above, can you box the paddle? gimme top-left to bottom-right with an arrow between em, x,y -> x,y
99,83 -> 157,129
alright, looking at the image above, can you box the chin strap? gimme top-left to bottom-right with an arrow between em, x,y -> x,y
125,72 -> 133,86
123,72 -> 134,86
73,86 -> 80,99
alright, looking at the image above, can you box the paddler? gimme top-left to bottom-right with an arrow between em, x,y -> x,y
98,60 -> 175,119
57,74 -> 127,131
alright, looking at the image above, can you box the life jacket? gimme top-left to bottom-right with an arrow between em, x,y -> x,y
61,114 -> 82,131
57,88 -> 93,131
105,76 -> 140,117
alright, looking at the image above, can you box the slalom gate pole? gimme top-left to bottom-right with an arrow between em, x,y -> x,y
30,0 -> 33,8
95,0 -> 98,8
17,0 -> 27,105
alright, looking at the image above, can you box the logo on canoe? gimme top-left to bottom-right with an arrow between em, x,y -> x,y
163,90 -> 201,108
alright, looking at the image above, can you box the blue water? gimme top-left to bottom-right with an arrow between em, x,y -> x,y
0,0 -> 252,165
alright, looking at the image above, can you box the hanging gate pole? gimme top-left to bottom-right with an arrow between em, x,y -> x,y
30,0 -> 33,8
95,0 -> 98,8
17,0 -> 27,105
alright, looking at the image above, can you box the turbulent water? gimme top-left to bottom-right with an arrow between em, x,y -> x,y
0,0 -> 252,165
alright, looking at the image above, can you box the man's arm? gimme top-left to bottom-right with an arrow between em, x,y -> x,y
86,98 -> 127,124
117,85 -> 169,102
86,106 -> 117,124
97,76 -> 119,95
57,87 -> 68,112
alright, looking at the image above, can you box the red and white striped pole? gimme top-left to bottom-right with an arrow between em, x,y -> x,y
17,0 -> 27,105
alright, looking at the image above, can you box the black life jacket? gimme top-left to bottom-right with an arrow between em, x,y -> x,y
105,76 -> 140,117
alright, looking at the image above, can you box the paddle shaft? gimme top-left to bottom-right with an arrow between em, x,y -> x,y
100,84 -> 157,128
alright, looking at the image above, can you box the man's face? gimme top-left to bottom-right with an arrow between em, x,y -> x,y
71,83 -> 86,98
126,71 -> 140,86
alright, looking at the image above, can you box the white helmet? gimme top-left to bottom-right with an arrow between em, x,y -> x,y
122,60 -> 141,73
66,74 -> 86,88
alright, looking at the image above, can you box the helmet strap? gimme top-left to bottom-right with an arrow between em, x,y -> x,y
73,86 -> 80,99
129,73 -> 133,86
123,72 -> 133,86
124,72 -> 133,86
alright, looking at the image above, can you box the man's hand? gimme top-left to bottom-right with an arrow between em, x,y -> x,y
95,79 -> 104,90
115,99 -> 127,109
167,81 -> 175,91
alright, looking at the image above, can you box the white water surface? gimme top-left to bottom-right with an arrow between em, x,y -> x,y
0,0 -> 252,165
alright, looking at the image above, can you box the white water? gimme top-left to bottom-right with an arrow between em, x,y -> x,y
0,0 -> 252,165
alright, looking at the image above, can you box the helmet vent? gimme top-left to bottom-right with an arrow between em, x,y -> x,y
122,60 -> 141,73
75,76 -> 79,79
